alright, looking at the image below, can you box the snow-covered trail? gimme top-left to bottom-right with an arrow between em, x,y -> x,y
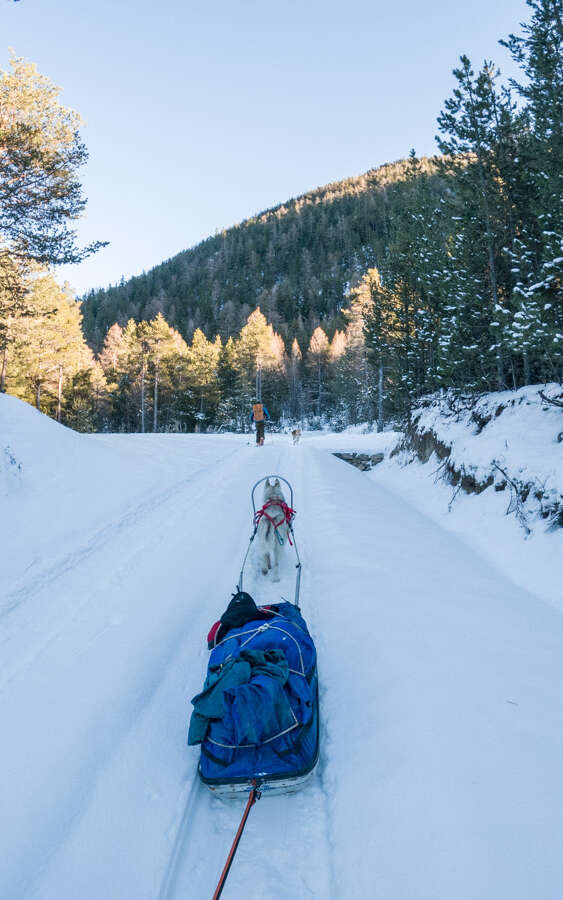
2,422 -> 563,899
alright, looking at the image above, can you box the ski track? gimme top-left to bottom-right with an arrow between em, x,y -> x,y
0,444 -> 243,695
3,433 -> 563,899
1,444 -> 242,617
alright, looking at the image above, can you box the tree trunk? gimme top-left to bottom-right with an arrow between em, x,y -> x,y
475,162 -> 505,390
0,344 -> 7,393
140,353 -> 146,433
57,365 -> 63,422
255,361 -> 262,401
510,358 -> 517,391
523,348 -> 530,386
467,130 -> 504,392
377,364 -> 384,432
36,381 -> 41,410
153,367 -> 159,432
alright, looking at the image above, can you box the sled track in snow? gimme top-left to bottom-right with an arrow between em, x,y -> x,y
156,773 -> 336,900
157,777 -> 206,900
154,447 -> 337,900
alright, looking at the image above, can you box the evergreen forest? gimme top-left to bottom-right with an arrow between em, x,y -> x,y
1,0 -> 561,433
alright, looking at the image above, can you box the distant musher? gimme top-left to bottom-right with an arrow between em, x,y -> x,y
250,399 -> 270,445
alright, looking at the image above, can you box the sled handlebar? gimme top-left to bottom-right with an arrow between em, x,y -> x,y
250,475 -> 294,516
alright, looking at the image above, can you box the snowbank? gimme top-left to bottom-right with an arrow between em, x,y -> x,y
299,386 -> 562,607
408,384 -> 563,532
368,385 -> 563,609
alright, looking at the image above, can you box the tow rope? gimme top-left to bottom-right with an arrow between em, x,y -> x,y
254,498 -> 296,546
212,783 -> 261,899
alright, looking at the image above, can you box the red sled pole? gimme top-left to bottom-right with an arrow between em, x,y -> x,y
212,783 -> 261,900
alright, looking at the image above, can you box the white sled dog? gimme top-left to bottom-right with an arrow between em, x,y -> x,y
258,478 -> 289,582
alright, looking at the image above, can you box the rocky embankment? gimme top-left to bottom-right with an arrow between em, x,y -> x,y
400,385 -> 563,533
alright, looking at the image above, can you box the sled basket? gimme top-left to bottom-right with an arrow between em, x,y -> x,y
189,599 -> 319,797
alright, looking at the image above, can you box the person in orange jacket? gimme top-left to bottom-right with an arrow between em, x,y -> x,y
249,398 -> 270,445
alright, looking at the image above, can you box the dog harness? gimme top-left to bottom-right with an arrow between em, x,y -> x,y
254,497 -> 296,546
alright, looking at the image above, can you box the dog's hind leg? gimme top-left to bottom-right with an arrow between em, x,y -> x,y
262,551 -> 270,575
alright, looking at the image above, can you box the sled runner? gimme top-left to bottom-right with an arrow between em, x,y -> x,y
188,478 -> 319,798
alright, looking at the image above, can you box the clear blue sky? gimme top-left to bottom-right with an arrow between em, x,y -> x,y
2,0 -> 526,296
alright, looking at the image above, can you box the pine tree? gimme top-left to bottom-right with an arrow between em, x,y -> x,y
235,308 -> 286,414
146,313 -> 184,431
288,338 -> 304,421
50,288 -> 93,421
63,363 -> 109,432
216,336 -> 244,430
501,0 -> 563,381
306,327 -> 330,419
99,324 -> 124,384
0,254 -> 30,392
360,268 -> 403,425
437,56 -> 517,389
111,320 -> 146,431
185,329 -> 221,428
9,273 -> 91,415
0,53 -> 105,266
338,278 -> 377,424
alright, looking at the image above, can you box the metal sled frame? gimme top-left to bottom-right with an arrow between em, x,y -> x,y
238,475 -> 302,608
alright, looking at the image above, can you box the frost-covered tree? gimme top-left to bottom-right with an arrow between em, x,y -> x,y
436,58 -> 519,389
501,0 -> 563,381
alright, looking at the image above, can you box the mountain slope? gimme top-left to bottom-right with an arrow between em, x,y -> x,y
82,158 -> 442,351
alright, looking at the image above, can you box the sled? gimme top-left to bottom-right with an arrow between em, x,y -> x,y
193,599 -> 319,797
189,478 -> 319,798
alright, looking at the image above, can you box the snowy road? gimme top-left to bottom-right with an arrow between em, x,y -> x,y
2,402 -> 563,899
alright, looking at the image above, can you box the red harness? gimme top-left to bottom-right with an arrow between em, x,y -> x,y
254,497 -> 296,545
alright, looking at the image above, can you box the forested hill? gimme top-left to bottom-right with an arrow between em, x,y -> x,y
82,157 -> 441,351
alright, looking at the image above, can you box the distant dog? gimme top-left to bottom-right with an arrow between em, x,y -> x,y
257,478 -> 289,582
291,428 -> 301,445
